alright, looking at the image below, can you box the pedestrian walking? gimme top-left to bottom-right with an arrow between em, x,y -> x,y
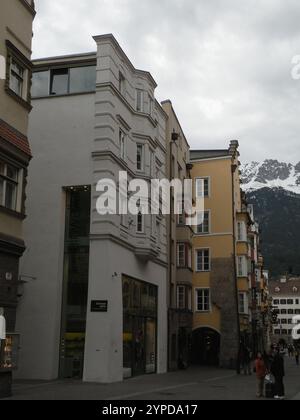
240,344 -> 252,375
255,352 -> 267,398
295,349 -> 299,366
271,350 -> 286,400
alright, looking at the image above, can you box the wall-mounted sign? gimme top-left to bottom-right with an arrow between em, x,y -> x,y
91,300 -> 108,313
5,273 -> 13,281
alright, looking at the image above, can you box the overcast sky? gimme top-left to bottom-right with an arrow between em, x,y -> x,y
32,0 -> 300,164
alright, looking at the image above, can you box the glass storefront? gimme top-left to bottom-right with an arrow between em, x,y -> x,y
123,277 -> 158,378
59,187 -> 91,379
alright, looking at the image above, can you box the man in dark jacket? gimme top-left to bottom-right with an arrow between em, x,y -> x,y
271,350 -> 285,400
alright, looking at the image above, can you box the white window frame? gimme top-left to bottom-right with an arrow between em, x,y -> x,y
196,210 -> 210,235
177,286 -> 186,310
237,256 -> 248,277
149,94 -> 154,117
177,243 -> 186,267
136,143 -> 144,172
119,129 -> 126,160
237,221 -> 247,242
195,288 -> 211,312
9,57 -> 26,98
136,89 -> 144,112
0,161 -> 21,212
238,292 -> 248,314
195,248 -> 211,272
195,177 -> 210,198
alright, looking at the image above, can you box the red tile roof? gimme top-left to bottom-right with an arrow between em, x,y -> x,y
0,118 -> 32,157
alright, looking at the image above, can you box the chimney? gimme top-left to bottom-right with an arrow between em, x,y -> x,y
229,140 -> 239,156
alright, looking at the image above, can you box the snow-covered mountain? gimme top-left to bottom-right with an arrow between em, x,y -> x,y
241,160 -> 300,194
241,159 -> 300,278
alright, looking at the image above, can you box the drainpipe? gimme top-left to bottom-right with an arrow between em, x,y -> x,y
231,162 -> 241,374
168,131 -> 179,371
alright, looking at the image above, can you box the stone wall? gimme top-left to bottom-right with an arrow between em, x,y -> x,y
210,257 -> 240,369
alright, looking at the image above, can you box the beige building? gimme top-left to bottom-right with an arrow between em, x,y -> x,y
0,0 -> 35,397
190,142 -> 242,368
162,100 -> 193,370
189,142 -> 269,369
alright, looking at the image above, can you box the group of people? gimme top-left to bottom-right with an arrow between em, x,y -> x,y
240,342 -> 299,399
255,349 -> 285,399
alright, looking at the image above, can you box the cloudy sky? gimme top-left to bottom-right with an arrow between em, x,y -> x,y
32,0 -> 300,164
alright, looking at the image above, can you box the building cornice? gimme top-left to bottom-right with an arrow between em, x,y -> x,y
93,34 -> 157,88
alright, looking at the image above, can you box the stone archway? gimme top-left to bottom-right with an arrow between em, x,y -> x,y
192,327 -> 221,366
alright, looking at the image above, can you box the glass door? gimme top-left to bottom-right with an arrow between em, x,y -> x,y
132,317 -> 145,376
145,318 -> 156,374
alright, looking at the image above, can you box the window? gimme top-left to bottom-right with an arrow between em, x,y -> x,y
178,205 -> 185,225
177,286 -> 186,310
149,95 -> 154,117
287,299 -> 294,305
281,330 -> 288,336
0,161 -> 20,211
196,249 -> 210,272
273,299 -> 280,305
288,309 -> 294,315
237,221 -> 247,242
281,309 -> 287,315
50,68 -> 69,95
280,299 -> 287,305
237,256 -> 248,277
136,90 -> 144,112
9,58 -> 25,97
32,66 -> 96,97
274,330 -> 281,335
137,212 -> 144,233
196,178 -> 209,198
296,299 -> 299,305
136,144 -> 144,171
119,72 -> 125,95
69,66 -> 96,93
177,244 -> 185,267
196,289 -> 210,312
288,319 -> 293,324
119,130 -> 126,160
239,293 -> 248,314
196,211 -> 210,234
31,71 -> 50,97
281,319 -> 287,325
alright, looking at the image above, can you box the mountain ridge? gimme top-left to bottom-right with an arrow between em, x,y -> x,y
241,159 -> 300,195
241,159 -> 300,278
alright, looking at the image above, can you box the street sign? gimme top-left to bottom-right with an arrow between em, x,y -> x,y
91,300 -> 108,313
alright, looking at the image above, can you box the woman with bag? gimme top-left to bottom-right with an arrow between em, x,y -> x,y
271,350 -> 286,400
255,352 -> 267,398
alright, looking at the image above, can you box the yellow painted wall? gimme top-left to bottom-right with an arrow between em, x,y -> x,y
191,156 -> 236,333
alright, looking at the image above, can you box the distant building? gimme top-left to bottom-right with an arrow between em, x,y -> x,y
269,277 -> 300,344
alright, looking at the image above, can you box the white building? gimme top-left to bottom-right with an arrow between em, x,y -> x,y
269,277 -> 300,344
16,34 -> 168,383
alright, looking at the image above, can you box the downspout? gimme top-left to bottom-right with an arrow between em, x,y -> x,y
231,162 -> 241,374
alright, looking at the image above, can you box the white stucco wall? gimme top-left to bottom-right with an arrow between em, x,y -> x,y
16,94 -> 94,379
